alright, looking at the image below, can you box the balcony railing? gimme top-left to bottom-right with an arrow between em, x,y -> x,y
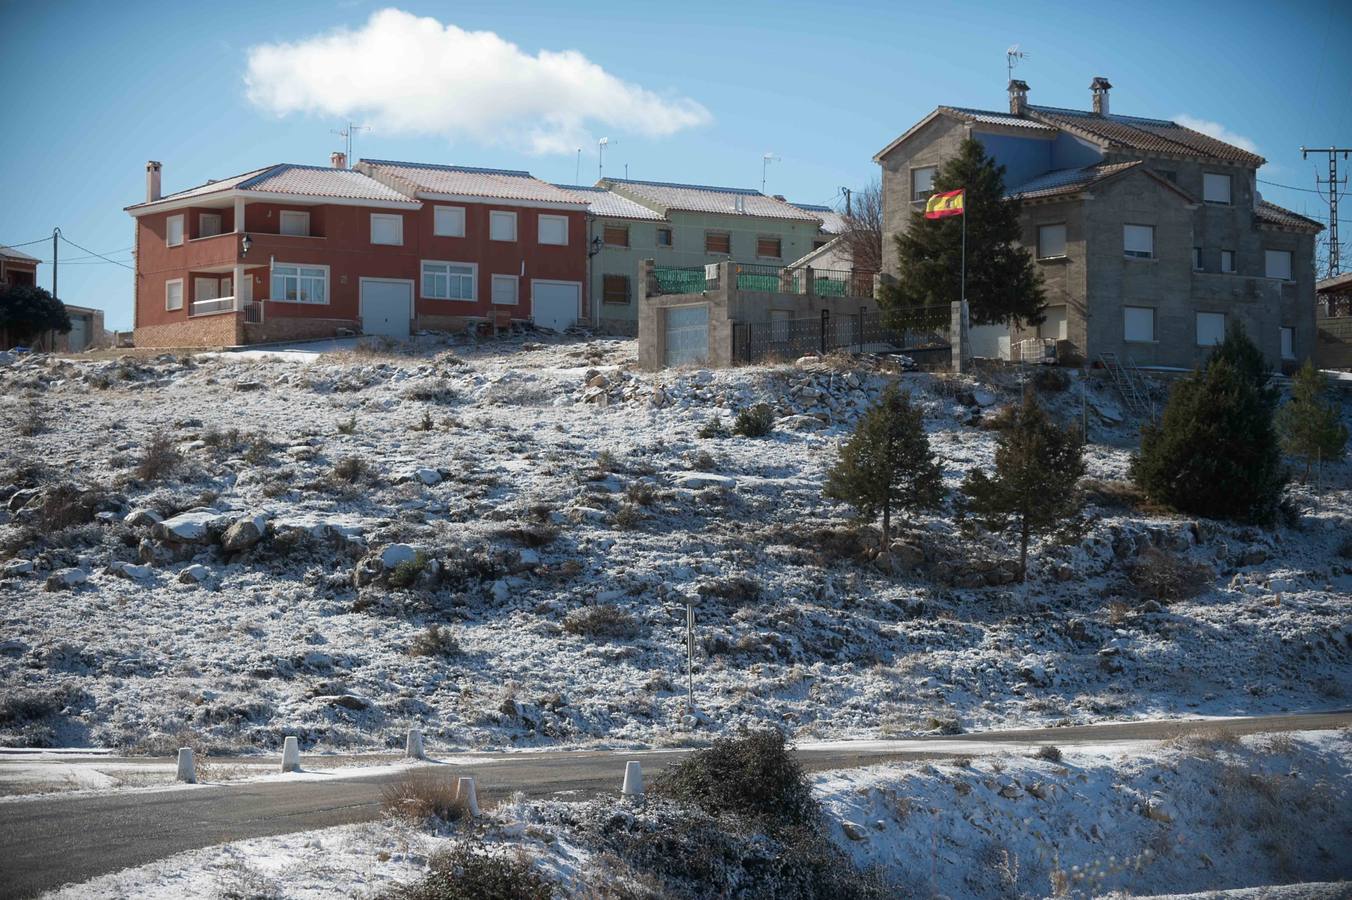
189,297 -> 265,323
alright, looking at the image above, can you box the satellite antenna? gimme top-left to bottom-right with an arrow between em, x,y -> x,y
1006,45 -> 1029,83
761,152 -> 781,193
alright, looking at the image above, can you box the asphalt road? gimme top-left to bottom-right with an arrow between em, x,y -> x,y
2,710 -> 1347,899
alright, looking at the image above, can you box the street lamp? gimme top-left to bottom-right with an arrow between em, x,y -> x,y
241,233 -> 253,257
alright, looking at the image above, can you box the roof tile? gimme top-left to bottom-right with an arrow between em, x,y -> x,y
555,185 -> 665,221
1029,107 -> 1266,166
1254,200 -> 1323,232
603,179 -> 820,222
363,160 -> 582,205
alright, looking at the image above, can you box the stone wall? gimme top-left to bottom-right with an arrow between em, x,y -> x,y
242,317 -> 360,345
134,313 -> 242,349
1317,315 -> 1352,370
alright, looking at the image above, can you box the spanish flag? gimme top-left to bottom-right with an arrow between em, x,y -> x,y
924,189 -> 965,219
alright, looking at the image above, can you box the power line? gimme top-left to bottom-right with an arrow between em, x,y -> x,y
0,236 -> 54,250
57,234 -> 134,271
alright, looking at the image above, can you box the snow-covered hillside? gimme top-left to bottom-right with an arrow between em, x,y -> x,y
1,335 -> 1349,754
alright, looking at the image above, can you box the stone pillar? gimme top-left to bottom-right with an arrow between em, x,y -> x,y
621,760 -> 644,796
805,265 -> 815,297
950,300 -> 971,373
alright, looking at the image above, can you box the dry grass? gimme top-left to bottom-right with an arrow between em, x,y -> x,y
380,770 -> 465,825
1127,547 -> 1212,603
1080,478 -> 1173,516
407,624 -> 460,658
135,432 -> 182,482
563,605 -> 640,640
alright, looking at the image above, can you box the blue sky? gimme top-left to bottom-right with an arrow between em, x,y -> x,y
1,0 -> 1348,330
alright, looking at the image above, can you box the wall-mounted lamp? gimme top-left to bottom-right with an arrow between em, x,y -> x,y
241,233 -> 253,257
589,235 -> 603,258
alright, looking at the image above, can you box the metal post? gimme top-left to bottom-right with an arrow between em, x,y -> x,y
52,228 -> 59,303
686,601 -> 695,711
858,305 -> 865,353
960,205 -> 967,307
820,309 -> 829,354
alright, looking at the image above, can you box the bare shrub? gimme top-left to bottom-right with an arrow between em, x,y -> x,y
380,770 -> 464,825
1127,547 -> 1212,603
384,843 -> 551,900
733,404 -> 775,438
698,416 -> 729,439
14,398 -> 45,437
563,605 -> 640,640
404,379 -> 459,405
243,432 -> 274,465
408,624 -> 460,658
388,553 -> 429,589
495,523 -> 557,548
625,481 -> 657,507
337,415 -> 358,435
332,455 -> 372,484
611,503 -> 643,530
33,484 -> 110,532
135,432 -> 182,481
698,575 -> 761,605
1034,744 -> 1063,762
1080,478 -> 1171,515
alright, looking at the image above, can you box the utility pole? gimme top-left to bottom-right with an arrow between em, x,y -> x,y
51,227 -> 60,302
1301,145 -> 1351,278
331,122 -> 369,167
841,187 -> 853,217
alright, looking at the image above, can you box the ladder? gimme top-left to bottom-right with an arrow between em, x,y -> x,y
1099,352 -> 1155,421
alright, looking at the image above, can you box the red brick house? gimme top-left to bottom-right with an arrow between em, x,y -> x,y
1,244 -> 39,287
126,155 -> 589,348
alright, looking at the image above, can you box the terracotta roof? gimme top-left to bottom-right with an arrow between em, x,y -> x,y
940,106 -> 1058,134
1254,200 -> 1323,232
1029,106 -> 1266,167
361,160 -> 582,205
555,185 -> 665,221
126,164 -> 414,210
602,178 -> 820,222
792,203 -> 847,234
0,244 -> 40,264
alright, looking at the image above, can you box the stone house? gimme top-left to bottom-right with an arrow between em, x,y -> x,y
567,178 -> 827,335
874,77 -> 1322,371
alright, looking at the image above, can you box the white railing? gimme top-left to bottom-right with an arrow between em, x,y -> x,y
189,295 -> 242,317
244,301 -> 264,325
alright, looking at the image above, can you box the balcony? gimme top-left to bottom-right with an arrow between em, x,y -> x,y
189,296 -> 264,323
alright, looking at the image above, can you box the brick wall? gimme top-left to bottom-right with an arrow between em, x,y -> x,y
242,317 -> 359,344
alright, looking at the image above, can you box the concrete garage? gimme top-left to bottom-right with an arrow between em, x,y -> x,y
359,279 -> 413,339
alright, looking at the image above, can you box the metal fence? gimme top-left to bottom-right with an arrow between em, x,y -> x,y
652,266 -> 711,296
735,263 -> 805,294
731,305 -> 950,366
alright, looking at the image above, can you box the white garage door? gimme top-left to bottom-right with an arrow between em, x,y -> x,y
664,304 -> 709,367
532,280 -> 581,332
359,279 -> 412,339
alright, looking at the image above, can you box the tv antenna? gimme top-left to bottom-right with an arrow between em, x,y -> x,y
761,152 -> 781,193
1006,45 -> 1029,83
598,137 -> 618,179
331,122 -> 369,167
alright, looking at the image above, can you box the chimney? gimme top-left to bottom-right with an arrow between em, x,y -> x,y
331,151 -> 347,169
1008,79 -> 1030,116
146,160 -> 162,202
1090,76 -> 1112,116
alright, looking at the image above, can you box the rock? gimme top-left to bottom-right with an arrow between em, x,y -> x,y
153,508 -> 228,544
413,467 -> 442,486
1143,795 -> 1173,823
586,373 -> 608,389
45,568 -> 87,591
329,694 -> 371,711
998,783 -> 1024,800
888,541 -> 926,569
234,380 -> 263,392
177,564 -> 209,585
0,639 -> 28,656
670,472 -> 737,490
840,821 -> 868,841
379,543 -> 419,568
1026,782 -> 1048,800
7,488 -> 40,512
2,559 -> 35,577
491,579 -> 510,602
221,514 -> 268,552
112,562 -> 153,580
352,557 -> 384,587
778,414 -> 826,432
972,388 -> 997,407
1240,546 -> 1270,567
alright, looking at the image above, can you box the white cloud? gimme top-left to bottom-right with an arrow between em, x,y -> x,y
1173,114 -> 1260,155
244,9 -> 711,155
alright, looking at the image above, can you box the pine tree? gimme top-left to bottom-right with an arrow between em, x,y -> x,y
959,392 -> 1085,581
881,137 -> 1045,328
824,385 -> 944,552
1131,325 -> 1286,524
1275,359 -> 1348,483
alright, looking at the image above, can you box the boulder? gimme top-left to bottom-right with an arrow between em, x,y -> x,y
670,472 -> 737,490
2,559 -> 35,577
413,467 -> 442,486
153,508 -> 228,544
221,514 -> 268,552
45,568 -> 87,591
840,821 -> 868,841
380,543 -> 419,568
7,488 -> 40,512
112,562 -> 153,580
329,694 -> 371,711
888,541 -> 926,569
778,414 -> 826,432
177,564 -> 209,585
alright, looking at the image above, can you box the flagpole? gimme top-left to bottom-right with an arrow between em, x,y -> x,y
960,202 -> 966,306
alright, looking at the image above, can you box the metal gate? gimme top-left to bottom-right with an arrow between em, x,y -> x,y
664,304 -> 709,367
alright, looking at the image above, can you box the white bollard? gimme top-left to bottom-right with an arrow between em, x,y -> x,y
456,776 -> 480,817
621,760 -> 644,797
406,729 -> 425,760
176,747 -> 196,783
281,735 -> 301,772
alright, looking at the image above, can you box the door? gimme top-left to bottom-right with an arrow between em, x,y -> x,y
67,316 -> 88,352
531,280 -> 581,331
359,279 -> 412,339
664,304 -> 709,367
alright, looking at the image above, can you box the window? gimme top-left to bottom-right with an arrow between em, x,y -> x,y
705,231 -> 731,254
1038,223 -> 1067,260
270,264 -> 328,304
756,236 -> 782,259
489,210 -> 517,241
199,213 -> 222,238
1123,224 -> 1154,259
1123,306 -> 1155,342
603,224 -> 630,247
1192,247 -> 1202,271
656,227 -> 672,247
166,215 -> 184,247
1265,249 -> 1292,280
491,274 -> 518,305
1203,173 -> 1232,205
602,274 -> 630,305
433,206 -> 466,237
1040,306 -> 1068,340
1221,250 -> 1235,273
194,276 -> 222,301
1196,312 -> 1226,347
911,166 -> 937,202
279,210 -> 310,237
1280,326 -> 1295,360
421,261 -> 475,300
370,214 -> 403,245
538,214 -> 568,246
165,279 -> 183,311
